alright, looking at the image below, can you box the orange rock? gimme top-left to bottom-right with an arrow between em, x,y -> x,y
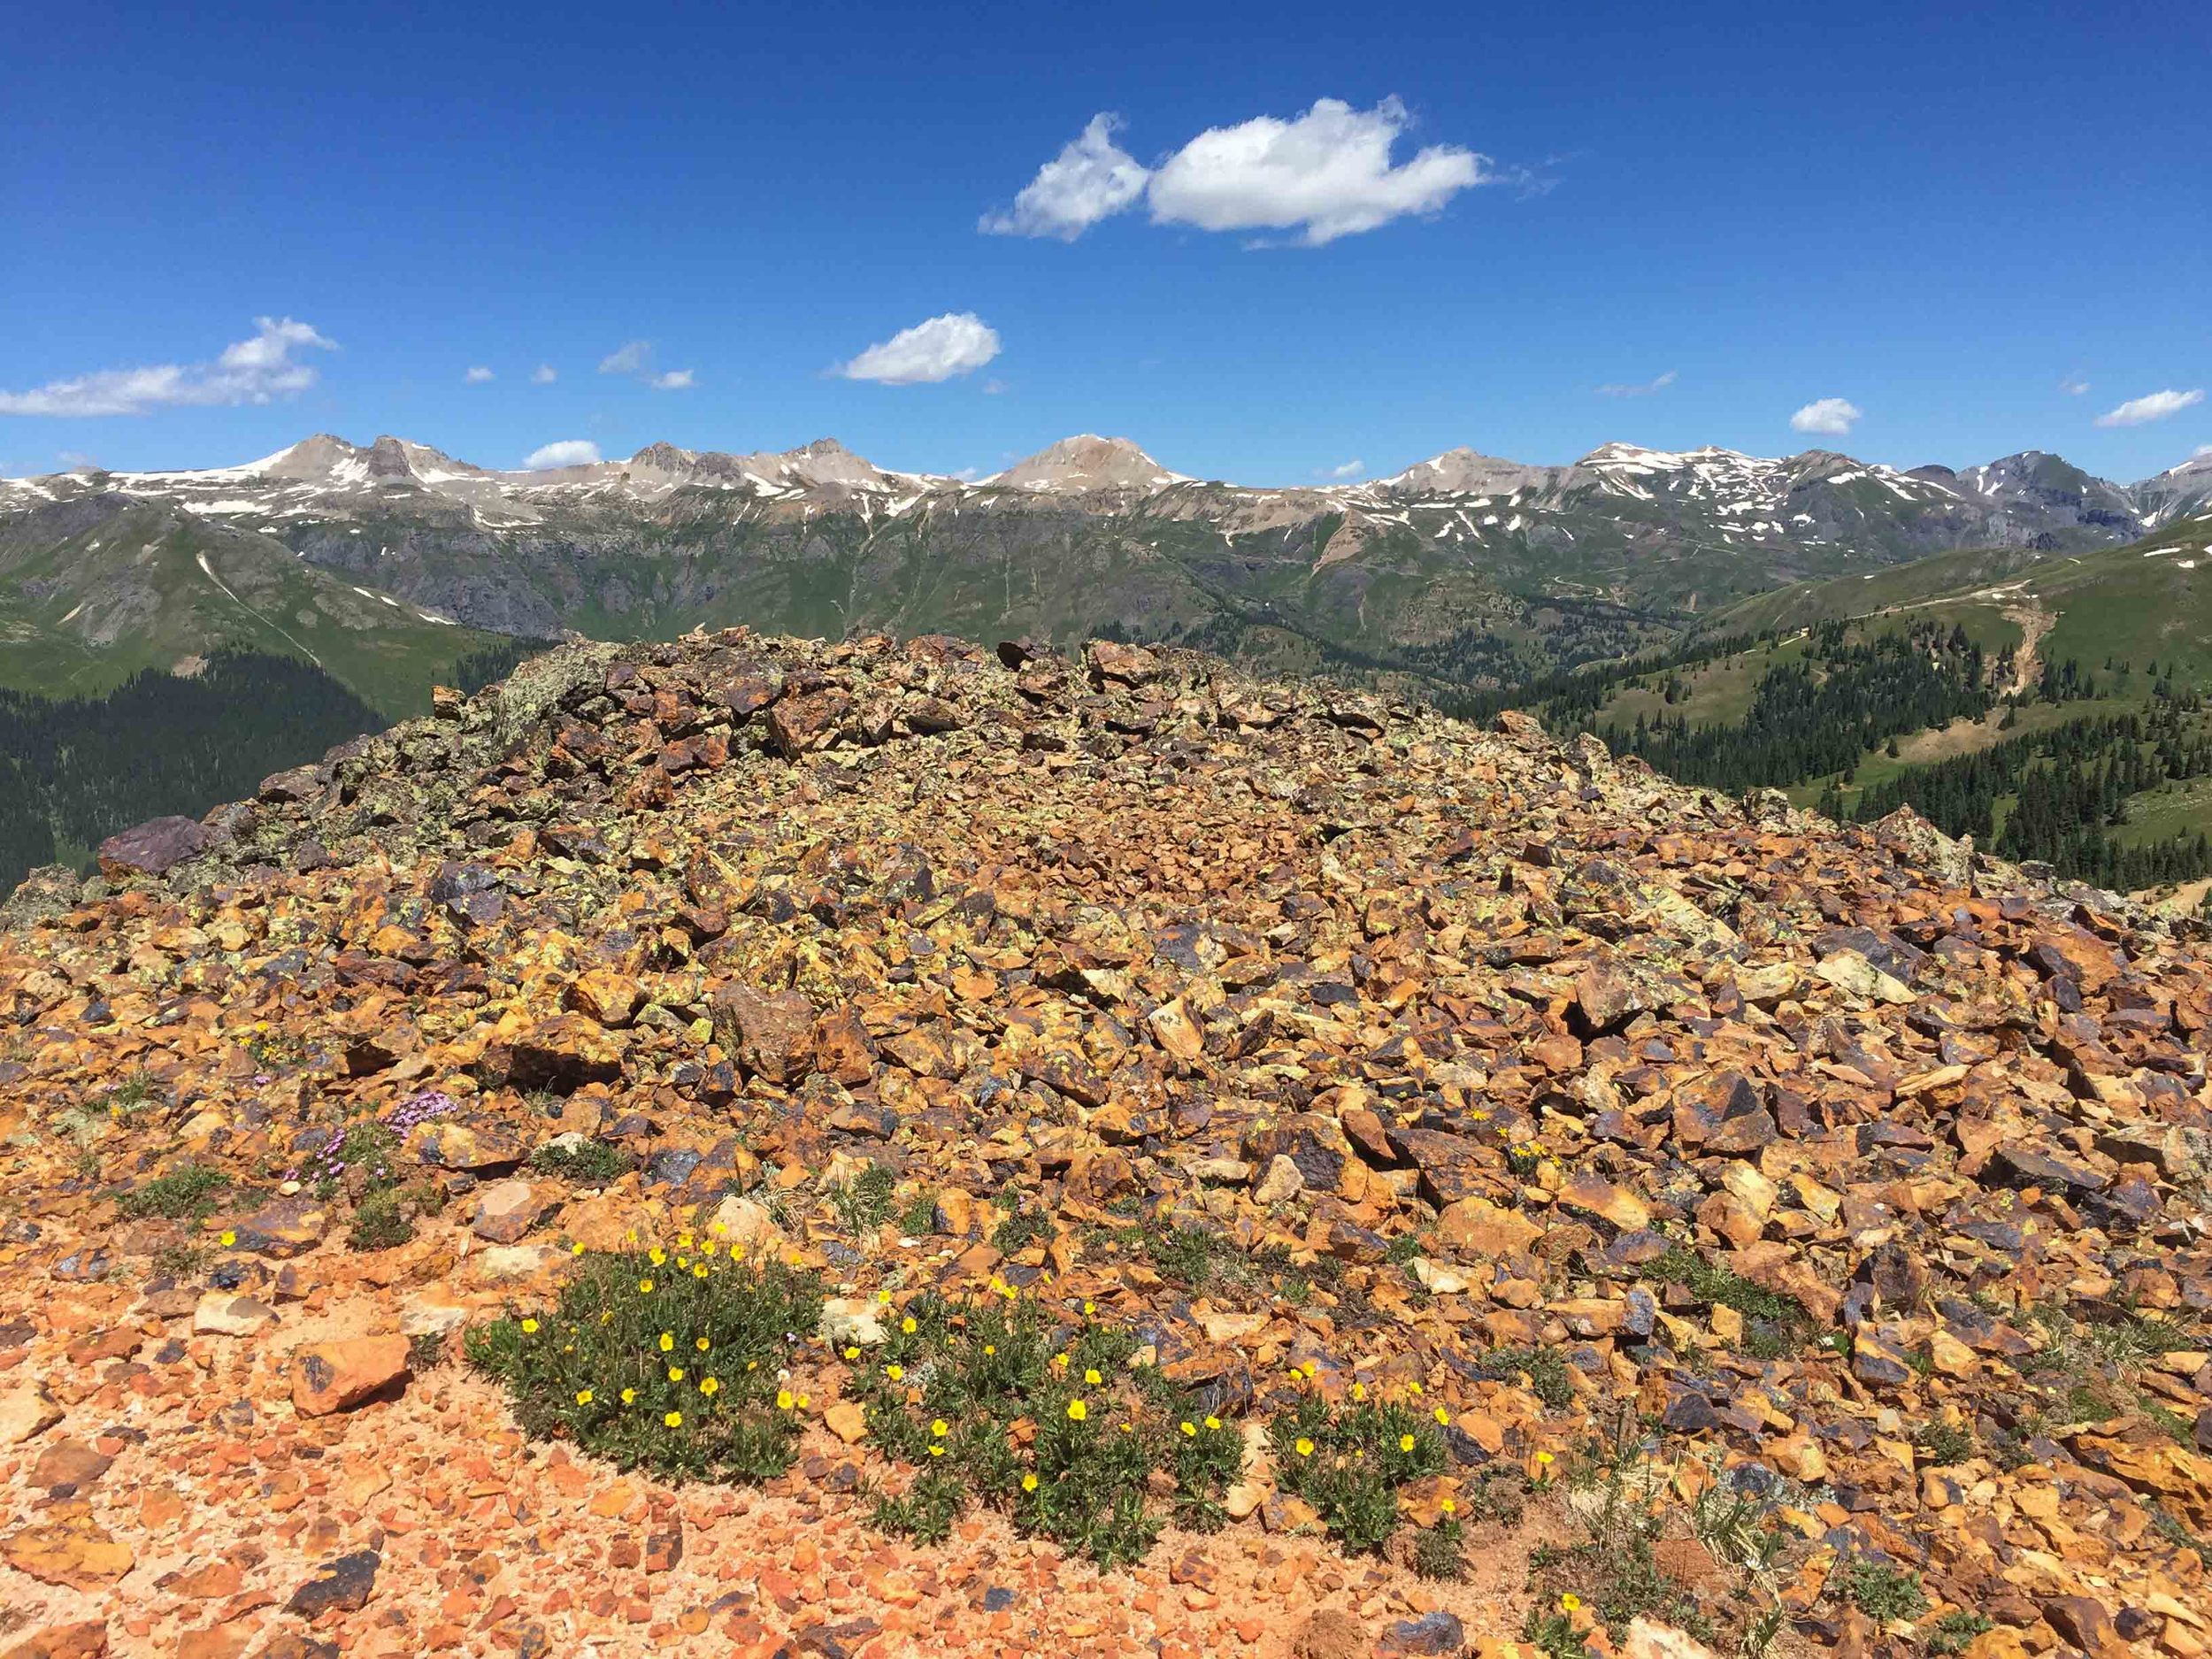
4,1502 -> 134,1587
290,1335 -> 411,1417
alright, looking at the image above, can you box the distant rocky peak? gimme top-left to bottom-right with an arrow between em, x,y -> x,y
994,434 -> 1177,492
627,441 -> 695,472
1380,446 -> 1558,496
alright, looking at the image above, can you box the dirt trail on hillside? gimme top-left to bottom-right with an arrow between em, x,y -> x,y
2001,601 -> 2051,696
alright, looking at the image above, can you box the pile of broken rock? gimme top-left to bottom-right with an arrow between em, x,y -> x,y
0,629 -> 2207,1659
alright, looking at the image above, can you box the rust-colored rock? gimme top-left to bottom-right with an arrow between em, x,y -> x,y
291,1335 -> 411,1417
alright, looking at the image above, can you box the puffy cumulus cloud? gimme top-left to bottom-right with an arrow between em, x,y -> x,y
531,364 -> 558,384
598,341 -> 652,375
2095,388 -> 2203,428
980,113 -> 1150,240
1596,370 -> 1677,397
839,312 -> 1002,385
649,369 -> 695,390
1322,457 -> 1363,478
0,317 -> 336,417
1147,97 -> 1489,245
1790,396 -> 1863,436
982,98 -> 1493,246
522,439 -> 603,470
465,365 -> 495,384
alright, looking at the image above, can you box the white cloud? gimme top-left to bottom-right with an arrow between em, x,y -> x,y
531,364 -> 558,384
599,342 -> 695,390
981,378 -> 1009,396
2197,443 -> 2212,458
465,365 -> 495,384
839,312 -> 1002,385
1148,97 -> 1488,245
1596,370 -> 1678,397
1323,457 -> 1363,478
2095,388 -> 2203,428
981,113 -> 1151,240
0,317 -> 336,417
1790,396 -> 1863,436
983,97 -> 1492,246
2060,377 -> 2090,396
522,439 -> 603,470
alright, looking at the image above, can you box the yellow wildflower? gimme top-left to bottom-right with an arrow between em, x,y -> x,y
1400,1433 -> 1417,1452
695,1335 -> 710,1351
886,1364 -> 903,1382
659,1332 -> 675,1351
931,1418 -> 949,1437
620,1388 -> 636,1406
219,1231 -> 236,1248
521,1318 -> 539,1334
1434,1408 -> 1450,1425
575,1389 -> 595,1405
1203,1416 -> 1221,1432
638,1279 -> 655,1294
844,1345 -> 861,1361
1084,1367 -> 1102,1386
778,1389 -> 795,1410
1560,1594 -> 1581,1613
664,1410 -> 683,1428
901,1316 -> 918,1334
1067,1400 -> 1088,1422
1022,1473 -> 1039,1492
1179,1421 -> 1197,1438
1294,1437 -> 1315,1457
699,1377 -> 718,1396
668,1365 -> 686,1383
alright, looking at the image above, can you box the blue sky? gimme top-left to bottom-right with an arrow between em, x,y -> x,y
4,0 -> 2208,484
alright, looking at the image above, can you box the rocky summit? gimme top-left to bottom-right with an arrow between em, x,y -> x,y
1,628 -> 2209,1659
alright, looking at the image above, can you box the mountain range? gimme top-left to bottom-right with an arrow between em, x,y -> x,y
4,431 -> 2208,706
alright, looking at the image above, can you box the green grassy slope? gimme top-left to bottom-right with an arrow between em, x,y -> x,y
0,497 -> 511,719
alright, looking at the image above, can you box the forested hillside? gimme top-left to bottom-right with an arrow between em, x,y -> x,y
0,652 -> 387,891
1521,547 -> 2212,898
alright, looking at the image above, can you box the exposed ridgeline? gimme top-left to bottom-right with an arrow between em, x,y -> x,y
4,432 -> 2204,706
1,629 -> 2208,1655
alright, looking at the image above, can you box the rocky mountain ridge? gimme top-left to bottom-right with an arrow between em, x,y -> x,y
7,431 -> 2203,542
0,627 -> 2207,1656
3,431 -> 2208,717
